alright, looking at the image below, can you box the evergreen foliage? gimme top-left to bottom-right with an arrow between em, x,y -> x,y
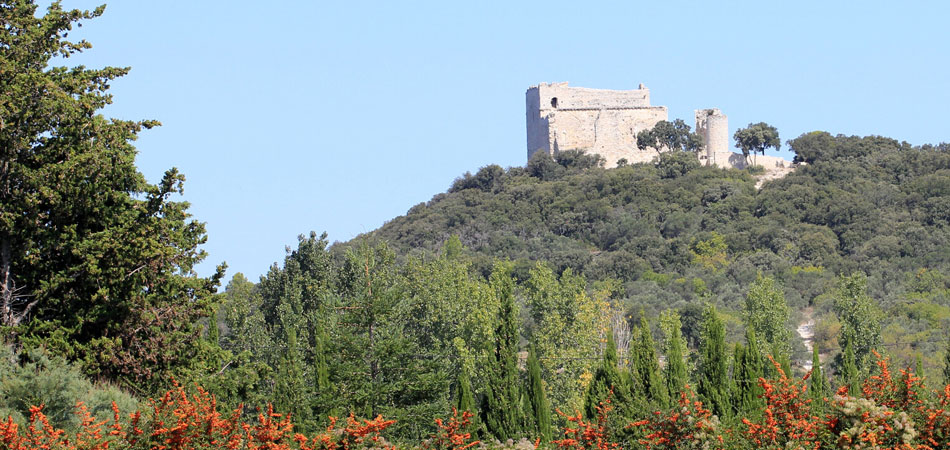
524,345 -> 551,442
697,305 -> 730,418
659,310 -> 689,400
482,263 -> 522,441
732,328 -> 764,414
631,314 -> 668,409
809,344 -> 829,403
943,333 -> 950,388
0,0 -> 224,392
839,337 -> 860,395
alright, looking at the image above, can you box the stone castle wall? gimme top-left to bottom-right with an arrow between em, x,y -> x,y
525,83 -> 794,182
526,82 -> 668,167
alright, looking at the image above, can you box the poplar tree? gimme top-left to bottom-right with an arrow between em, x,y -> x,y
833,273 -> 882,371
482,264 -> 522,441
524,345 -> 551,442
744,275 -> 791,365
698,305 -> 730,417
660,310 -> 688,399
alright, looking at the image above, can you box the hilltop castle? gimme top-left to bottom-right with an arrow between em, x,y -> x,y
525,82 -> 792,174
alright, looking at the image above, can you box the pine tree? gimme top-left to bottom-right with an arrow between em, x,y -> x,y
525,345 -> 552,442
809,344 -> 828,404
839,337 -> 860,395
482,264 -> 522,441
660,310 -> 688,399
632,314 -> 667,409
698,305 -> 730,418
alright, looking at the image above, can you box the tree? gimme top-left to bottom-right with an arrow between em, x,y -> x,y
659,310 -> 688,399
636,119 -> 703,154
482,263 -> 522,441
455,365 -> 475,416
943,332 -> 950,388
585,330 -> 625,420
809,344 -> 829,404
744,275 -> 791,363
0,1 -> 224,390
832,273 -> 882,371
697,305 -> 730,418
524,345 -> 551,442
731,328 -> 764,415
273,328 -> 307,420
838,337 -> 860,395
631,314 -> 667,409
733,122 -> 780,166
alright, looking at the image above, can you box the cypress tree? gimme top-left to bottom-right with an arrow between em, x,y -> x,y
456,365 -> 475,415
633,314 -> 667,409
809,344 -> 829,403
207,307 -> 220,346
482,264 -> 522,441
525,345 -> 552,442
314,328 -> 330,392
943,333 -> 950,388
732,328 -> 763,415
274,328 -> 307,420
660,310 -> 688,399
585,330 -> 625,419
698,305 -> 730,418
839,337 -> 860,395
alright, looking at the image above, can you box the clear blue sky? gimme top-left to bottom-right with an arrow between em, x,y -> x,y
57,1 -> 950,282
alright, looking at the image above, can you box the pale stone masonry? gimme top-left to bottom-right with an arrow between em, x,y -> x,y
525,82 -> 794,178
526,82 -> 667,168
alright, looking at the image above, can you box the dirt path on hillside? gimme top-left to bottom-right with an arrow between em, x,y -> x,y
796,307 -> 816,371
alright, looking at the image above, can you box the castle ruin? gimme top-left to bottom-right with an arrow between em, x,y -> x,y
525,82 -> 793,176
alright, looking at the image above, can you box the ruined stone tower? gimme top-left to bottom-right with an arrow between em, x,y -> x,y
695,108 -> 732,168
526,82 -> 667,167
525,83 -> 794,180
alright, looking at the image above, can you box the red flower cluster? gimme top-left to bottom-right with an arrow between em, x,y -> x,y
421,409 -> 478,450
0,380 -> 396,450
633,387 -> 724,450
552,399 -> 617,450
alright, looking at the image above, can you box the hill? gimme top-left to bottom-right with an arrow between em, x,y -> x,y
343,133 -> 950,370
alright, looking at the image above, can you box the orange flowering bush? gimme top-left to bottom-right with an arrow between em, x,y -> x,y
631,387 -> 723,450
740,358 -> 824,450
420,409 -> 478,450
0,381 -> 396,450
552,400 -> 617,450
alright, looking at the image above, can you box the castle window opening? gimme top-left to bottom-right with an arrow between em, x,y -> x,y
551,97 -> 558,108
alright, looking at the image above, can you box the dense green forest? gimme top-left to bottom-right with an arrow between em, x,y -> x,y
3,2 -> 950,449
